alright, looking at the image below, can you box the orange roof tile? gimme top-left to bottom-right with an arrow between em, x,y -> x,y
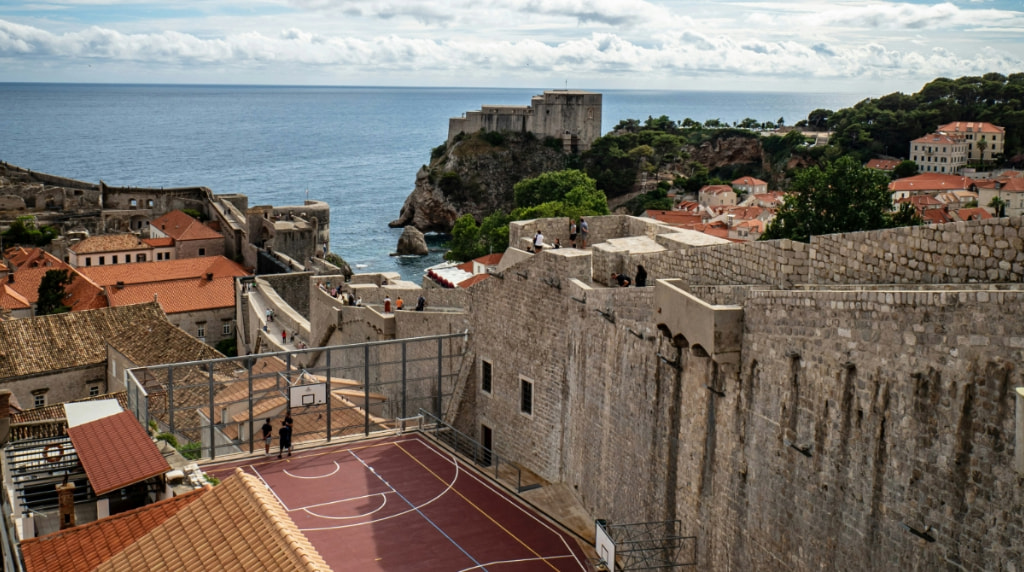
458,273 -> 490,288
95,469 -> 331,572
69,234 -> 147,254
699,184 -> 734,194
731,176 -> 767,186
106,275 -> 237,313
865,159 -> 900,171
2,264 -> 106,312
66,411 -> 170,496
150,210 -> 223,241
645,210 -> 704,227
473,253 -> 503,266
937,121 -> 1005,135
888,174 -> 970,192
921,209 -> 953,224
78,256 -> 247,287
20,488 -> 208,572
0,284 -> 30,310
141,237 -> 174,248
4,247 -> 63,270
999,178 -> 1024,192
955,208 -> 992,221
911,132 -> 960,145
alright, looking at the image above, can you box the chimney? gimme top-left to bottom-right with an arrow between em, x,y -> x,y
57,482 -> 76,530
206,273 -> 213,281
0,390 -> 12,445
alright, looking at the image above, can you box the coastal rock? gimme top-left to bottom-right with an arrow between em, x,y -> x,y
395,225 -> 429,256
686,136 -> 764,171
389,167 -> 459,233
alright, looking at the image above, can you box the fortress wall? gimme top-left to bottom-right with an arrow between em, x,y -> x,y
643,238 -> 809,289
809,217 -> 1024,284
533,284 -> 1024,572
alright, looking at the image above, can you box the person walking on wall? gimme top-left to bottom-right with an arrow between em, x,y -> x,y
635,265 -> 648,287
396,296 -> 404,310
383,295 -> 392,313
278,419 -> 293,458
415,295 -> 425,311
579,218 -> 589,248
569,219 -> 577,248
534,230 -> 545,253
282,329 -> 287,344
261,419 -> 273,455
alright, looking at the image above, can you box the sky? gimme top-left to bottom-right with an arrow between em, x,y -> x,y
1,0 -> 1023,93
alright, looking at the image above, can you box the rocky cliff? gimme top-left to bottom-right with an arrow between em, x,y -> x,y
391,131 -> 777,233
389,133 -> 568,234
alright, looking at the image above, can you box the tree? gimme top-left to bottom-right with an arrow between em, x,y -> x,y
513,169 -> 595,209
989,196 -> 1007,217
892,160 -> 918,179
36,269 -> 73,315
445,214 -> 483,262
1,216 -> 58,247
761,156 -> 908,242
976,137 -> 989,166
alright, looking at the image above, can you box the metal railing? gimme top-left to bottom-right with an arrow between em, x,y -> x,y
417,409 -> 527,494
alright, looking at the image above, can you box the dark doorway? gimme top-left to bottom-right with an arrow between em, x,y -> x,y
481,425 -> 493,467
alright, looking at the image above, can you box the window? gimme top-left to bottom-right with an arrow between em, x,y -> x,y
99,256 -> 105,265
222,321 -> 232,335
520,377 -> 533,415
481,360 -> 492,394
89,385 -> 100,397
112,255 -> 118,264
31,389 -> 47,408
85,257 -> 92,266
147,199 -> 154,207
137,254 -> 146,262
198,248 -> 206,256
129,199 -> 137,208
197,322 -> 206,339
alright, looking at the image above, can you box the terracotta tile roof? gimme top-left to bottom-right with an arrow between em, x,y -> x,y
921,209 -> 953,224
3,247 -> 63,270
473,253 -> 504,266
1,260 -> 107,312
141,237 -> 174,248
889,174 -> 971,192
911,132 -> 960,145
699,184 -> 734,194
458,273 -> 490,288
67,411 -> 170,496
0,284 -> 30,310
731,176 -> 767,186
937,121 -> 1005,135
78,256 -> 248,287
645,210 -> 704,227
999,178 -> 1024,192
150,210 -> 223,241
955,208 -> 992,221
95,469 -> 331,572
865,158 -> 900,171
0,302 -> 191,380
721,206 -> 765,219
11,392 -> 129,425
896,195 -> 944,208
20,487 -> 208,572
69,234 -> 147,254
107,275 -> 238,313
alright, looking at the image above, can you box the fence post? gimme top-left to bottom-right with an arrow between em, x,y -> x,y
326,349 -> 333,442
168,366 -> 175,436
401,341 -> 408,419
208,362 -> 216,460
436,338 -> 443,420
247,358 -> 254,455
364,344 -> 371,436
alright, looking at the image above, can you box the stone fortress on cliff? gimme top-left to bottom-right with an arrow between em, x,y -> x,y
448,90 -> 603,153
267,212 -> 1024,571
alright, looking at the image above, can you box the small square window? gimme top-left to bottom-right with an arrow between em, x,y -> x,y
86,257 -> 92,266
112,255 -> 118,264
199,248 -> 206,256
520,378 -> 533,415
222,322 -> 232,335
89,385 -> 100,397
197,323 -> 206,338
481,360 -> 492,394
99,256 -> 105,265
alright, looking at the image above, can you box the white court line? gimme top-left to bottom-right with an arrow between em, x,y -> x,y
412,435 -> 589,572
296,442 -> 461,532
301,492 -> 390,520
284,460 -> 340,479
458,554 -> 579,572
249,464 -> 290,510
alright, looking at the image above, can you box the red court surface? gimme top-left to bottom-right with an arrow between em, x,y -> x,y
205,434 -> 593,571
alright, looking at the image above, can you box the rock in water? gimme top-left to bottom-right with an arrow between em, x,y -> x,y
395,226 -> 429,256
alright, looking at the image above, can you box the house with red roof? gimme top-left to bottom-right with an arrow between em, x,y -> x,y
865,158 -> 900,172
698,185 -> 737,208
909,133 -> 968,174
149,210 -> 225,259
888,174 -> 972,201
976,176 -> 1024,217
67,234 -> 157,268
952,208 -> 992,222
937,121 -> 1005,164
78,256 -> 249,346
1,247 -> 106,316
731,176 -> 768,195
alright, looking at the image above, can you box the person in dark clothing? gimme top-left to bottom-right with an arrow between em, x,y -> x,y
261,419 -> 273,455
611,273 -> 632,287
635,265 -> 647,287
415,295 -> 426,311
278,419 -> 293,458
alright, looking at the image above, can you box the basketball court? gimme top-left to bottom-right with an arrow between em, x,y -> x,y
204,433 -> 593,571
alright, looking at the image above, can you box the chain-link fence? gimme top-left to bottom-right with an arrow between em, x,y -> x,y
125,333 -> 468,461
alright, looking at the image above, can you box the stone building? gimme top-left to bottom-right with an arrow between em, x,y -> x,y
910,132 -> 969,174
447,90 -> 603,153
149,210 -> 225,259
938,121 -> 1006,164
304,213 -> 1024,571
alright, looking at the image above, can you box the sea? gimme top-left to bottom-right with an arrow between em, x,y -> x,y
0,84 -> 868,281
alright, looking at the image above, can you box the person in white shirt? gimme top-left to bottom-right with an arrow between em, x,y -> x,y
534,231 -> 544,252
